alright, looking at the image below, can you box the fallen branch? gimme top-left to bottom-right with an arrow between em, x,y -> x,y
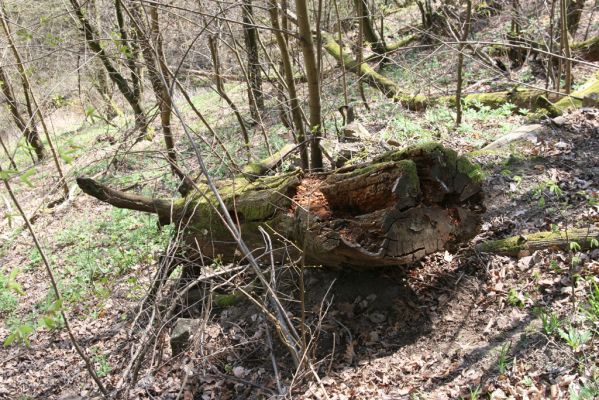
476,226 -> 599,256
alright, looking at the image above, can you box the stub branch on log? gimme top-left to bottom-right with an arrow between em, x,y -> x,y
77,143 -> 485,269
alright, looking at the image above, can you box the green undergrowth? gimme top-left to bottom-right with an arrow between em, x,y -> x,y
3,208 -> 172,346
52,207 -> 172,303
375,101 -> 519,147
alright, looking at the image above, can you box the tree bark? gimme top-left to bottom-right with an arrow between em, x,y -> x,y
354,0 -> 386,54
129,2 -> 182,182
455,0 -> 472,126
0,67 -> 45,161
208,34 -> 251,158
295,0 -> 324,170
268,0 -> 309,169
77,143 -> 484,269
69,0 -> 148,137
242,0 -> 264,122
566,0 -> 585,37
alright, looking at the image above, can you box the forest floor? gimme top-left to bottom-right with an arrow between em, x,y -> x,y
0,4 -> 598,397
0,102 -> 597,399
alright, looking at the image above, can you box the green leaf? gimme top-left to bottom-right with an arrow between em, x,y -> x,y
19,168 -> 36,187
47,299 -> 63,313
39,316 -> 57,330
0,169 -> 18,181
3,333 -> 16,347
569,241 -> 581,252
59,151 -> 74,164
6,268 -> 25,296
537,196 -> 545,208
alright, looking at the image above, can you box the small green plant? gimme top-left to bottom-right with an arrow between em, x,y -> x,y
4,322 -> 34,347
537,308 -> 561,335
532,180 -> 563,208
37,299 -> 63,330
0,268 -> 25,315
92,348 -> 112,378
507,288 -> 525,308
558,325 -> 591,351
497,342 -> 511,374
569,378 -> 599,400
584,282 -> 599,321
460,385 -> 481,400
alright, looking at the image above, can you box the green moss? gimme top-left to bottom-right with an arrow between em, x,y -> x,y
214,292 -> 243,307
457,156 -> 484,182
177,171 -> 301,234
385,34 -> 417,51
477,229 -> 589,255
553,72 -> 599,114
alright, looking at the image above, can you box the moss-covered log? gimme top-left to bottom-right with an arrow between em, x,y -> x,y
321,32 -> 565,112
476,227 -> 599,257
321,32 -> 428,110
550,72 -> 599,115
571,35 -> 599,62
77,143 -> 485,269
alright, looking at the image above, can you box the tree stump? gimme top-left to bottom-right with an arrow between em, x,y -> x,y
77,142 -> 485,269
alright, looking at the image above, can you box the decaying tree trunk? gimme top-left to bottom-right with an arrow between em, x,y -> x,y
77,143 -> 484,269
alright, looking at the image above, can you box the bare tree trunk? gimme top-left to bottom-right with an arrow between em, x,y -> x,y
560,0 -> 572,93
547,0 -> 557,91
90,0 -> 120,120
69,0 -> 148,138
455,0 -> 472,127
354,0 -> 386,54
0,67 -> 45,162
127,2 -> 183,181
0,9 -> 67,195
507,0 -> 525,68
115,0 -> 143,104
295,0 -> 324,170
208,34 -> 251,159
242,0 -> 264,122
268,0 -> 309,169
333,0 -> 349,107
356,0 -> 370,110
567,0 -> 585,37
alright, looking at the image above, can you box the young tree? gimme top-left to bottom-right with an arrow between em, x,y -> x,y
0,67 -> 45,162
68,0 -> 149,138
455,0 -> 472,127
242,0 -> 264,122
0,4 -> 67,195
354,0 -> 386,54
295,0 -> 324,170
268,0 -> 309,169
128,2 -> 182,180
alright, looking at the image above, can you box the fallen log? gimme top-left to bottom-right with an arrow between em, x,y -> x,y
321,32 -> 564,112
549,72 -> 599,115
77,143 -> 485,268
571,35 -> 599,62
476,226 -> 599,257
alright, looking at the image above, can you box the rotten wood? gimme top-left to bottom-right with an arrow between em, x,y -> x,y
77,143 -> 485,269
